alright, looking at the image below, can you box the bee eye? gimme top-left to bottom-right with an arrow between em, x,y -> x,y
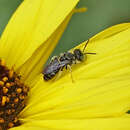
74,49 -> 83,61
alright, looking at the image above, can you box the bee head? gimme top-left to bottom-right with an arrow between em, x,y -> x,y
74,49 -> 84,61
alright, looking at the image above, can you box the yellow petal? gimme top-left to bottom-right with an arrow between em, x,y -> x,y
91,23 -> 130,41
17,12 -> 74,86
0,0 -> 79,69
12,115 -> 130,130
20,23 -> 130,119
20,74 -> 130,119
10,126 -> 49,130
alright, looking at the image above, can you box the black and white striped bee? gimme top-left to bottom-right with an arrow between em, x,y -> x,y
43,40 -> 96,81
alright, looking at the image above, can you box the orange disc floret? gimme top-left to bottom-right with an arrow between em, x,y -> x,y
0,59 -> 29,130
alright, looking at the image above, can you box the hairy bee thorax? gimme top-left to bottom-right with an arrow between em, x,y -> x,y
0,59 -> 29,130
59,49 -> 84,63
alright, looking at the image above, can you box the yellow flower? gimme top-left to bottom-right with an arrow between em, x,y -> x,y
0,0 -> 81,129
0,0 -> 130,130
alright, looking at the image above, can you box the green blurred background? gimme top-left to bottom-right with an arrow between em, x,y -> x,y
0,0 -> 130,60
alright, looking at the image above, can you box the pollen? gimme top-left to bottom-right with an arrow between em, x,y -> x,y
0,59 -> 29,130
16,88 -> 22,94
0,81 -> 4,86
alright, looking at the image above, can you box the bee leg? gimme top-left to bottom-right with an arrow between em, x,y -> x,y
51,56 -> 61,64
67,65 -> 75,83
54,67 -> 64,81
51,56 -> 58,62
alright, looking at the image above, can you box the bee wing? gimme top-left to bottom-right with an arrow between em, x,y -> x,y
58,60 -> 70,68
43,59 -> 70,75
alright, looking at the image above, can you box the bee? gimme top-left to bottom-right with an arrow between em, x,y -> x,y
43,39 -> 96,81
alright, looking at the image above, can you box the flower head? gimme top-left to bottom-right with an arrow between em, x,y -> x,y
0,0 -> 130,129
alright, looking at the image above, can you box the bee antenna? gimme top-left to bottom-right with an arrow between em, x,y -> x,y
82,39 -> 90,52
84,52 -> 96,55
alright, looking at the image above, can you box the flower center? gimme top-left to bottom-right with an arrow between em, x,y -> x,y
0,60 -> 29,130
